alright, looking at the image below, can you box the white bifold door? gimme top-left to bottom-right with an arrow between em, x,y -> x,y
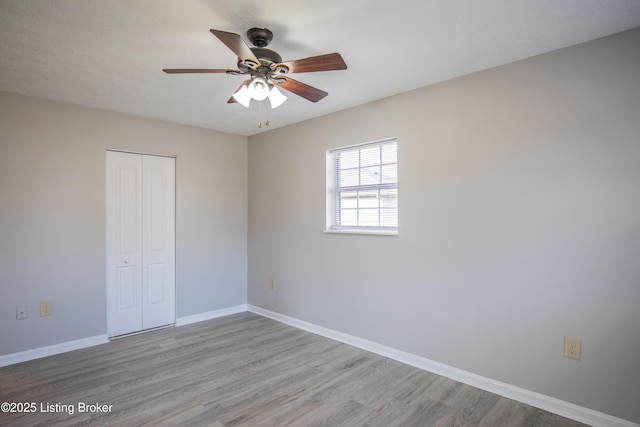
106,151 -> 175,337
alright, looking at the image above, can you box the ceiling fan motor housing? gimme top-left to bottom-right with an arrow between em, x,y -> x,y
247,27 -> 273,47
250,47 -> 282,64
245,28 -> 286,77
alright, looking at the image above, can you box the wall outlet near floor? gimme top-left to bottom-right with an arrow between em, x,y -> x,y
564,336 -> 581,360
269,278 -> 276,290
16,305 -> 28,320
40,301 -> 52,317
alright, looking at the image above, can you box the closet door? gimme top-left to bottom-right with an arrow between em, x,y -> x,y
106,151 -> 175,337
141,154 -> 175,330
106,151 -> 143,336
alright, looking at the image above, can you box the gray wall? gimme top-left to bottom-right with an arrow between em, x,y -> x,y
248,28 -> 640,423
1,27 -> 639,424
0,92 -> 248,355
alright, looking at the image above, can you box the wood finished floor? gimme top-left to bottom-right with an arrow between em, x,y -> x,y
0,312 -> 589,426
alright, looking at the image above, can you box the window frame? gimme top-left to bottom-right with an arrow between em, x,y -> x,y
326,138 -> 398,235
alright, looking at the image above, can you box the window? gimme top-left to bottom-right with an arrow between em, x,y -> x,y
326,139 -> 398,234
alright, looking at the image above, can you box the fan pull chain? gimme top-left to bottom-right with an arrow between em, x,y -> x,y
257,98 -> 271,128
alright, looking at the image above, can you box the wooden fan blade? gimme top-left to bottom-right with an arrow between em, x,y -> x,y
210,29 -> 259,63
275,76 -> 328,102
227,79 -> 252,103
281,53 -> 347,74
163,69 -> 238,74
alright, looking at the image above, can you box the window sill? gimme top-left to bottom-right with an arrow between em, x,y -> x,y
324,228 -> 398,236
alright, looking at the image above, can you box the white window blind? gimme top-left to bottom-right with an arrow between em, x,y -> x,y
327,139 -> 398,233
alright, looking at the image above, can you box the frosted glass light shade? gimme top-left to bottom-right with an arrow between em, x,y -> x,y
268,86 -> 287,108
232,84 -> 251,108
248,78 -> 269,101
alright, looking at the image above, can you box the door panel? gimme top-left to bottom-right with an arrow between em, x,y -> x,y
116,165 -> 139,254
146,263 -> 166,305
115,265 -> 143,332
146,166 -> 166,252
116,266 -> 139,310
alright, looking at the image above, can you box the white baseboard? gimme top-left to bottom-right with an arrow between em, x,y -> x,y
247,304 -> 638,427
0,304 -> 249,367
0,335 -> 109,368
175,304 -> 248,327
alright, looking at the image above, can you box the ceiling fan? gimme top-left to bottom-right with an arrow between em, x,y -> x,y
163,28 -> 347,108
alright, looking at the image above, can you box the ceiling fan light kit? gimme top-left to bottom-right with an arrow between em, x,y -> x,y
163,27 -> 347,112
230,76 -> 286,109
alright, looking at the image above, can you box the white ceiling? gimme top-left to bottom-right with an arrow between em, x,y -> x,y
1,1 -> 639,136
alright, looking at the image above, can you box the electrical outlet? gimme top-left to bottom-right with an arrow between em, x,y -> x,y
564,336 -> 581,360
40,301 -> 52,317
269,278 -> 276,290
16,305 -> 28,320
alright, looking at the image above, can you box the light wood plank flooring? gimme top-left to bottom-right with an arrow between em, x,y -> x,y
0,312 -> 589,426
